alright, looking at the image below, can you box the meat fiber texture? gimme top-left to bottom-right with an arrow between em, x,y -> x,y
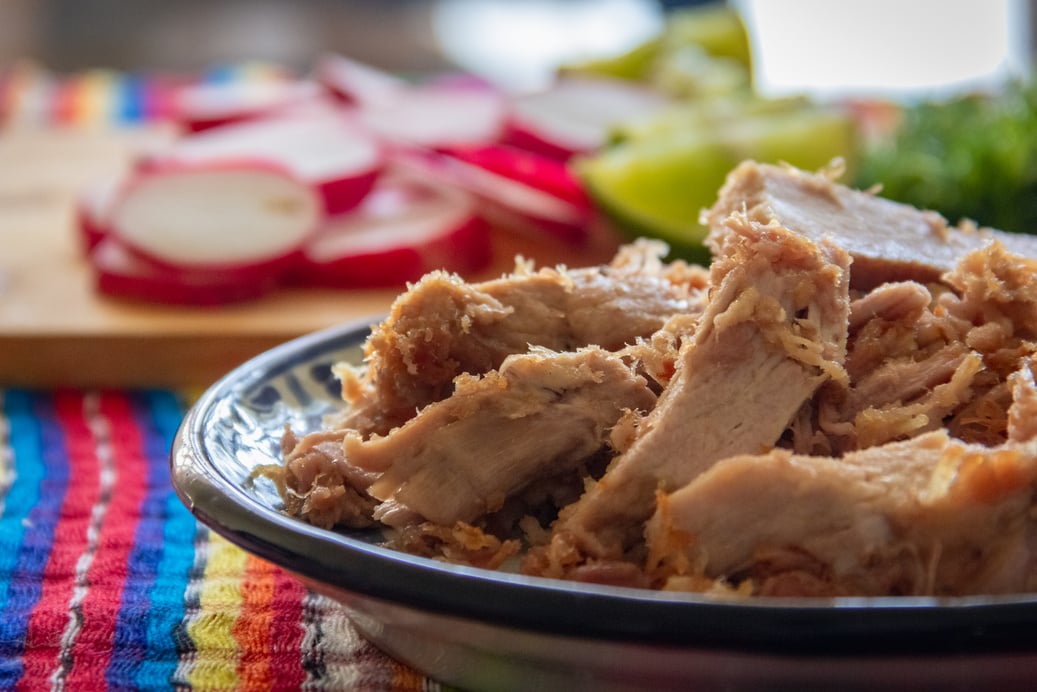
271,160 -> 1037,597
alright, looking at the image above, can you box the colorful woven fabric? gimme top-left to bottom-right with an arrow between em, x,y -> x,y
0,61 -> 290,128
0,389 -> 437,691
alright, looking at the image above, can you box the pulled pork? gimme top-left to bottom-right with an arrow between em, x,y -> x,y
266,161 -> 1037,597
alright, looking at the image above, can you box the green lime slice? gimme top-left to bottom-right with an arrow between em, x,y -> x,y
557,4 -> 751,86
611,94 -> 811,144
558,37 -> 663,82
581,136 -> 731,263
664,4 -> 752,67
649,45 -> 750,100
579,108 -> 857,262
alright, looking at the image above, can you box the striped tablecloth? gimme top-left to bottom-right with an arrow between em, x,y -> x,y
0,389 -> 439,691
1,60 -> 291,129
0,64 -> 447,690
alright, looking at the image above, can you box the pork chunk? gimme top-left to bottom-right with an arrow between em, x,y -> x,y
340,243 -> 697,434
704,161 -> 1037,291
539,208 -> 852,564
649,431 -> 1037,596
342,347 -> 657,528
268,429 -> 380,530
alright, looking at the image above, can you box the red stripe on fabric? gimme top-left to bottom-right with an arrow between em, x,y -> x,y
144,79 -> 178,121
49,77 -> 78,126
63,392 -> 148,688
234,556 -> 308,692
269,567 -> 307,690
16,391 -> 100,690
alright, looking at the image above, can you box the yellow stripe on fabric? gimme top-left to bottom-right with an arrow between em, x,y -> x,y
75,69 -> 117,127
187,532 -> 249,691
181,388 -> 207,408
237,61 -> 292,83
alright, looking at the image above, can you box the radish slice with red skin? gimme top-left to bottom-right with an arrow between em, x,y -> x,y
442,144 -> 592,212
503,77 -> 669,160
153,112 -> 384,215
296,174 -> 492,288
263,93 -> 352,120
423,71 -> 500,93
314,53 -> 408,107
75,174 -> 125,252
174,79 -> 325,133
359,83 -> 507,149
316,56 -> 505,148
392,147 -> 592,245
109,160 -> 321,277
91,237 -> 280,306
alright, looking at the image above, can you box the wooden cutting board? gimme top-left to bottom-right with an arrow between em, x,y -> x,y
0,127 -> 621,388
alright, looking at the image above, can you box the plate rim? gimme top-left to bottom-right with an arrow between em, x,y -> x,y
170,318 -> 1037,656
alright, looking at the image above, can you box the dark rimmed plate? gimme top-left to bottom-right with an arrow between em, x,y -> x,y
171,319 -> 1037,691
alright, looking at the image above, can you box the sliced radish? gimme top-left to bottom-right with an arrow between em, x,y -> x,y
392,147 -> 592,245
296,173 -> 492,288
504,77 -> 669,160
153,112 -> 384,215
423,71 -> 500,93
262,92 -> 351,120
314,53 -> 408,107
173,78 -> 325,133
443,144 -> 592,211
91,237 -> 279,306
358,82 -> 507,149
109,160 -> 321,278
75,174 -> 125,252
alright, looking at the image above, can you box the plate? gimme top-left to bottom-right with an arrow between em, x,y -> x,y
171,319 -> 1037,691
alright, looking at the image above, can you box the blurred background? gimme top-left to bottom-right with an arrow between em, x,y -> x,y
1,0 -> 669,89
4,0 -> 1037,384
4,0 -> 1037,241
1,0 -> 1032,96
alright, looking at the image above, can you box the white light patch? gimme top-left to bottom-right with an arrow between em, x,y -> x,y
735,0 -> 1031,100
432,0 -> 664,91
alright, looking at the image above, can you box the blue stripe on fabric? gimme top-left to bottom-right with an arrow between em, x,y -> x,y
105,391 -> 164,689
117,74 -> 145,125
0,390 -> 40,687
202,65 -> 237,85
126,391 -> 197,691
0,391 -> 67,687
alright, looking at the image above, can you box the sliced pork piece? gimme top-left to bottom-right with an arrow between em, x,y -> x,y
265,428 -> 380,530
341,346 -> 656,528
535,209 -> 852,567
647,430 -> 1037,597
704,161 -> 1037,291
847,281 -> 932,333
338,243 -> 698,435
843,282 -> 940,382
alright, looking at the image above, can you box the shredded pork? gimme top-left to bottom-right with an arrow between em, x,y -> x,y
263,160 -> 1037,597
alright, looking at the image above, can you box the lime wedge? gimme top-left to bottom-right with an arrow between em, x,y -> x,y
579,108 -> 857,262
611,94 -> 811,144
580,136 -> 732,263
557,4 -> 752,88
647,5 -> 753,98
650,45 -> 750,100
664,4 -> 752,67
558,37 -> 663,82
